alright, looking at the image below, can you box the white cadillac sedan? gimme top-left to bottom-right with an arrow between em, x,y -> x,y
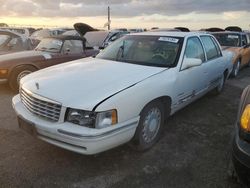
13,32 -> 233,155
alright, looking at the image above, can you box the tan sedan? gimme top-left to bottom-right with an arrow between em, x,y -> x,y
213,31 -> 250,77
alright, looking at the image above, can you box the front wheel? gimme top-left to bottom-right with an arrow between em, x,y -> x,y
9,66 -> 37,92
131,101 -> 165,151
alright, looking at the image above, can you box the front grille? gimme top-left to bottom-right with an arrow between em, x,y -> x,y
20,88 -> 62,122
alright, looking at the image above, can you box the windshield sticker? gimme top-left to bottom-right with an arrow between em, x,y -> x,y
158,37 -> 179,43
228,35 -> 239,39
52,40 -> 63,46
43,53 -> 52,60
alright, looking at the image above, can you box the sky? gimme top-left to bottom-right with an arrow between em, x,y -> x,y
0,0 -> 249,30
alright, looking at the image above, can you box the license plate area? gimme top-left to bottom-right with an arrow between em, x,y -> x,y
18,116 -> 37,136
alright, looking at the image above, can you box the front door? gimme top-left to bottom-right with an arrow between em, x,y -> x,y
173,36 -> 207,111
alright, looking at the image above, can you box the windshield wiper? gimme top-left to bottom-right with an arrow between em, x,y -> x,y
116,41 -> 125,61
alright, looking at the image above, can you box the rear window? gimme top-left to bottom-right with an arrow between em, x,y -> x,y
213,33 -> 240,47
201,36 -> 220,60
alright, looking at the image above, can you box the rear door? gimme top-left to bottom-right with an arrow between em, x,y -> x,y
200,35 -> 224,89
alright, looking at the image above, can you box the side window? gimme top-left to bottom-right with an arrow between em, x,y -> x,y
62,40 -> 83,54
211,37 -> 222,56
200,36 -> 220,61
242,35 -> 248,46
183,37 -> 205,62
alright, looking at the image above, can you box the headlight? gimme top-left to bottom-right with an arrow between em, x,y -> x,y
95,109 -> 117,129
240,104 -> 250,132
66,108 -> 117,129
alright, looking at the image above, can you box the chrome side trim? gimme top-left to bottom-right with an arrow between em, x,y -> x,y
0,79 -> 7,84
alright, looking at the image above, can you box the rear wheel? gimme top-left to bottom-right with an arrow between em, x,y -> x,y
131,101 -> 165,151
9,65 -> 37,92
213,74 -> 225,95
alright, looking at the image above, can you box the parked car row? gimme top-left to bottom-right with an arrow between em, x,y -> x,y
1,25 -> 250,187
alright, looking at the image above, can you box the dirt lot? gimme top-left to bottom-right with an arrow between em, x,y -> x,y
1,68 -> 250,188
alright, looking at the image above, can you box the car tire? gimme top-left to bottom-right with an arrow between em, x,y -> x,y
247,60 -> 250,67
212,74 -> 225,95
231,60 -> 240,78
228,155 -> 241,184
9,65 -> 37,92
131,100 -> 165,151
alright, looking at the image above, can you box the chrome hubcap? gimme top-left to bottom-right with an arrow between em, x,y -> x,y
142,107 -> 161,143
234,61 -> 240,76
17,70 -> 32,84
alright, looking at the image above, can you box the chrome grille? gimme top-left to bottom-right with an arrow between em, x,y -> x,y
20,88 -> 62,122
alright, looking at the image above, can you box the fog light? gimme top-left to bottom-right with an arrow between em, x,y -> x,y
240,104 -> 250,132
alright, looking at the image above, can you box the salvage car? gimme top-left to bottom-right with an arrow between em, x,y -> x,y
0,29 -> 33,55
84,30 -> 129,49
0,35 -> 99,91
212,31 -> 250,77
13,32 -> 233,155
232,85 -> 250,186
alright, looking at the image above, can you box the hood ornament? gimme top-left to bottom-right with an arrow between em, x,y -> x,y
35,82 -> 39,90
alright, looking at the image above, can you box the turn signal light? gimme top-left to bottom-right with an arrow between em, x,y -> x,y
241,104 -> 250,132
0,69 -> 8,75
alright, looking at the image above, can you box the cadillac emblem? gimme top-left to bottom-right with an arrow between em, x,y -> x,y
35,82 -> 39,90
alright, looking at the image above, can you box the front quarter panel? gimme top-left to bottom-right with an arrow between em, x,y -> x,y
95,68 -> 177,123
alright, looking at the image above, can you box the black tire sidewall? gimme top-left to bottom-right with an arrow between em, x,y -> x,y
232,61 -> 240,77
133,101 -> 165,151
9,66 -> 36,92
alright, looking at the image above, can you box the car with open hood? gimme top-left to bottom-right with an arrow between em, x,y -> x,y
212,30 -> 250,77
0,24 -> 99,91
12,31 -> 233,155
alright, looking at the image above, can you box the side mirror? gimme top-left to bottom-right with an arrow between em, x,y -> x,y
182,57 -> 202,70
64,48 -> 70,54
243,44 -> 250,49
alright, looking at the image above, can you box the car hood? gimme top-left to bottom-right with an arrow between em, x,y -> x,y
21,58 -> 166,110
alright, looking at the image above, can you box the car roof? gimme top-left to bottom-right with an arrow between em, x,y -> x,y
130,31 -> 209,38
0,29 -> 23,37
211,31 -> 245,35
46,35 -> 84,41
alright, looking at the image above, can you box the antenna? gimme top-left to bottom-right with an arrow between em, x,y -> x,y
108,6 -> 111,30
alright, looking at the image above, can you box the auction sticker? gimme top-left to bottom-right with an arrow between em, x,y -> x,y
228,35 -> 239,39
158,37 -> 179,43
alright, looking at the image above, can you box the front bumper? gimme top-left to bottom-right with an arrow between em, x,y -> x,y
232,133 -> 250,186
0,78 -> 7,84
12,95 -> 139,155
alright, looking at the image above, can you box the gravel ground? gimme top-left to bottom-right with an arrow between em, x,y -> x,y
0,68 -> 250,188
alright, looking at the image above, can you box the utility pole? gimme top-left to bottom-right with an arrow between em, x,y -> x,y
108,6 -> 111,30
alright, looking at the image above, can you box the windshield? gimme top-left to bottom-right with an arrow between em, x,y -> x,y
35,38 -> 63,53
213,33 -> 240,47
0,35 -> 10,46
96,35 -> 183,67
